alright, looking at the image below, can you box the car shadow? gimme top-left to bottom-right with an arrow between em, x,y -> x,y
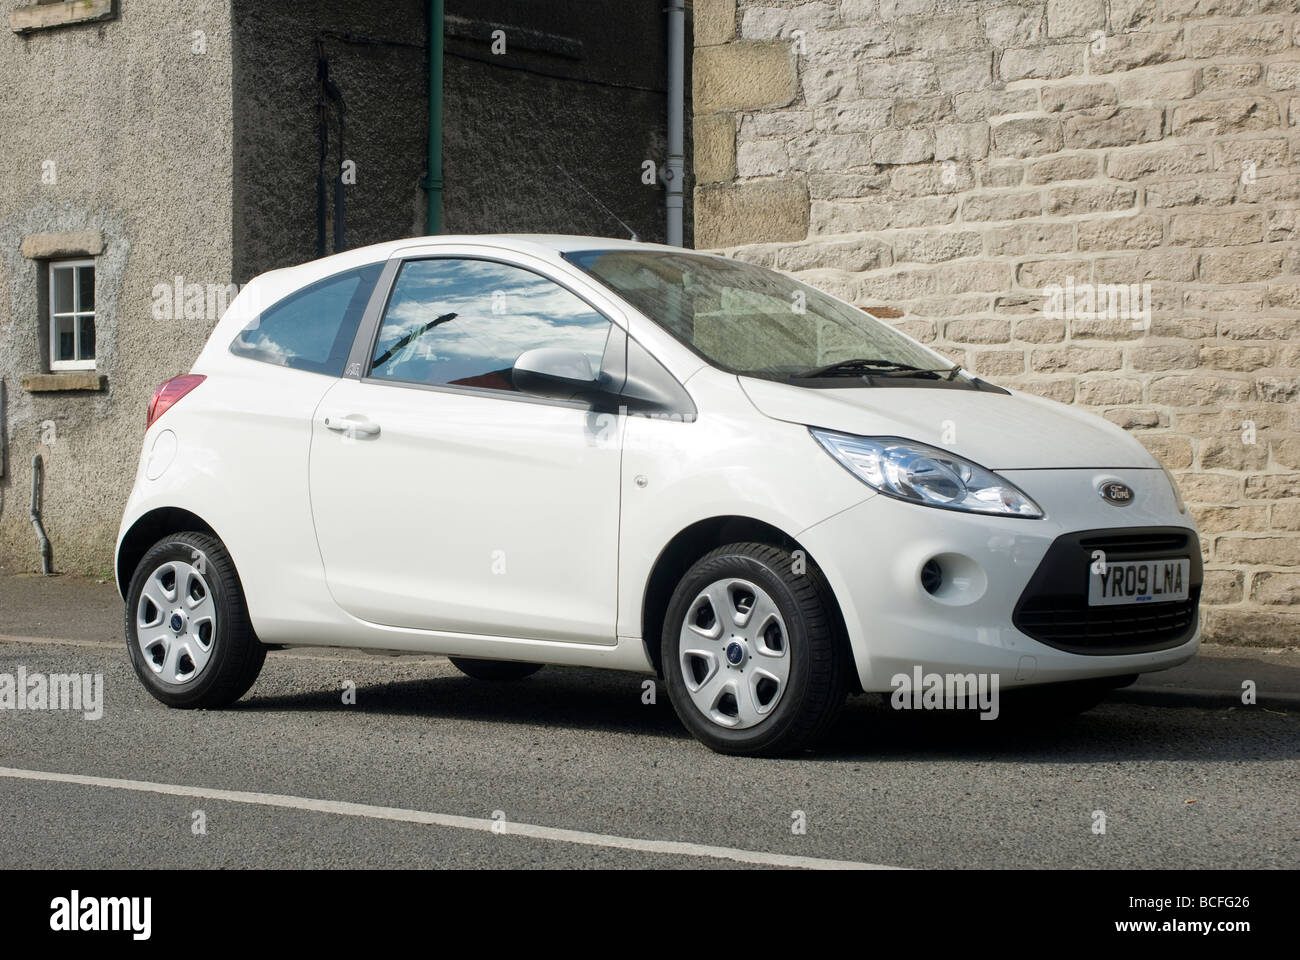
818,693 -> 1295,764
231,662 -> 1296,763
231,665 -> 690,742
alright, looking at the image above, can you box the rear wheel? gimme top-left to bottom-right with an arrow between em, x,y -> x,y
125,532 -> 266,708
449,657 -> 544,681
661,542 -> 848,756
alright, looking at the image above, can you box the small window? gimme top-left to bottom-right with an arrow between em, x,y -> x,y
48,259 -> 96,371
368,258 -> 612,394
230,262 -> 382,376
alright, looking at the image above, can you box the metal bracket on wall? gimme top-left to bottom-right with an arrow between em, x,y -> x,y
31,453 -> 51,574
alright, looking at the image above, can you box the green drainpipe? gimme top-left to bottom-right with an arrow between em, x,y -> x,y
425,0 -> 444,234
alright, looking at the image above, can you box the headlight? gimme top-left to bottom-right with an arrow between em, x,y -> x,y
810,430 -> 1043,518
1161,464 -> 1187,514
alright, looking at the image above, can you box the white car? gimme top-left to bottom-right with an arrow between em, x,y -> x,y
117,235 -> 1200,755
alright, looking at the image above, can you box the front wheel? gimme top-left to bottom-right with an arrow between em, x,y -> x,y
661,542 -> 848,756
125,532 -> 266,708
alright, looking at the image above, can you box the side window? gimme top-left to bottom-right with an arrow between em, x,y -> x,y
230,262 -> 382,376
368,258 -> 612,394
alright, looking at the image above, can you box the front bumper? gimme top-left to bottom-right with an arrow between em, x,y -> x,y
797,466 -> 1202,692
1012,526 -> 1200,656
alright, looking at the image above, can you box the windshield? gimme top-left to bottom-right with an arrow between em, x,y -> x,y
564,249 -> 960,384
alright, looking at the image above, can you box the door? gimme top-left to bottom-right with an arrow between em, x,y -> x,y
308,253 -> 624,645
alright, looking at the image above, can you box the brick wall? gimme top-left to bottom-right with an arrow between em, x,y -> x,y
693,0 -> 1300,646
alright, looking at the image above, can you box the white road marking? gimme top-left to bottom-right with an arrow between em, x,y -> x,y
0,766 -> 898,870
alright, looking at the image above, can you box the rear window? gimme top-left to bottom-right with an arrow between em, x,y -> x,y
230,262 -> 383,376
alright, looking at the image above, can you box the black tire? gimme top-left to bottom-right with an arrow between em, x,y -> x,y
449,657 -> 544,681
125,532 -> 266,708
661,542 -> 848,757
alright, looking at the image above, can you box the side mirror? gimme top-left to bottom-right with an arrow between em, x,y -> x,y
513,347 -> 598,400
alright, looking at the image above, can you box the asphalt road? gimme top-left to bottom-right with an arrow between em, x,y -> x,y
0,573 -> 1297,869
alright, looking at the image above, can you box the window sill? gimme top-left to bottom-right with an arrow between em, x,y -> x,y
22,372 -> 106,393
10,0 -> 115,34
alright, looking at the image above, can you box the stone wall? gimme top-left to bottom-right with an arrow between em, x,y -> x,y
694,0 -> 1300,646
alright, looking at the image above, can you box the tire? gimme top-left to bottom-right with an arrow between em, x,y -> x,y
449,657 -> 544,681
661,542 -> 848,756
125,532 -> 266,708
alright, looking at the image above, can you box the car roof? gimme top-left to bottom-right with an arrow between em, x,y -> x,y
486,234 -> 680,253
322,233 -> 684,266
248,235 -> 713,299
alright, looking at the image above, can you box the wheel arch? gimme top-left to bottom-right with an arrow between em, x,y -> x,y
639,515 -> 856,689
115,507 -> 220,599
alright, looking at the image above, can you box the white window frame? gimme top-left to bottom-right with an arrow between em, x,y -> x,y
49,258 -> 95,371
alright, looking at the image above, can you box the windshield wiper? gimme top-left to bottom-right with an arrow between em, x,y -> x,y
798,358 -> 962,380
879,362 -> 964,381
372,312 -> 458,370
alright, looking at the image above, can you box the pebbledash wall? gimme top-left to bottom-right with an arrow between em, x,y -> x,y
0,0 -> 237,577
694,0 -> 1300,646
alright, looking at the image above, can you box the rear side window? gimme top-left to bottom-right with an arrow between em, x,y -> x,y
230,262 -> 382,376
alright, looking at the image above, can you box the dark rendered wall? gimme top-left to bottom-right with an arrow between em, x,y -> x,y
232,0 -> 692,284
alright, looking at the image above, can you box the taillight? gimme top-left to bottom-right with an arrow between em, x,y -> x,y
146,374 -> 206,430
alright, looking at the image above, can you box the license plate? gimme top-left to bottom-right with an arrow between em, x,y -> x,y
1088,558 -> 1190,606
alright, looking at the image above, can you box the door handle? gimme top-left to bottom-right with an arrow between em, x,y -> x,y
323,413 -> 381,438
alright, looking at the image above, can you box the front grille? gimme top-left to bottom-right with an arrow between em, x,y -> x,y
1079,531 -> 1190,553
1013,527 -> 1201,656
